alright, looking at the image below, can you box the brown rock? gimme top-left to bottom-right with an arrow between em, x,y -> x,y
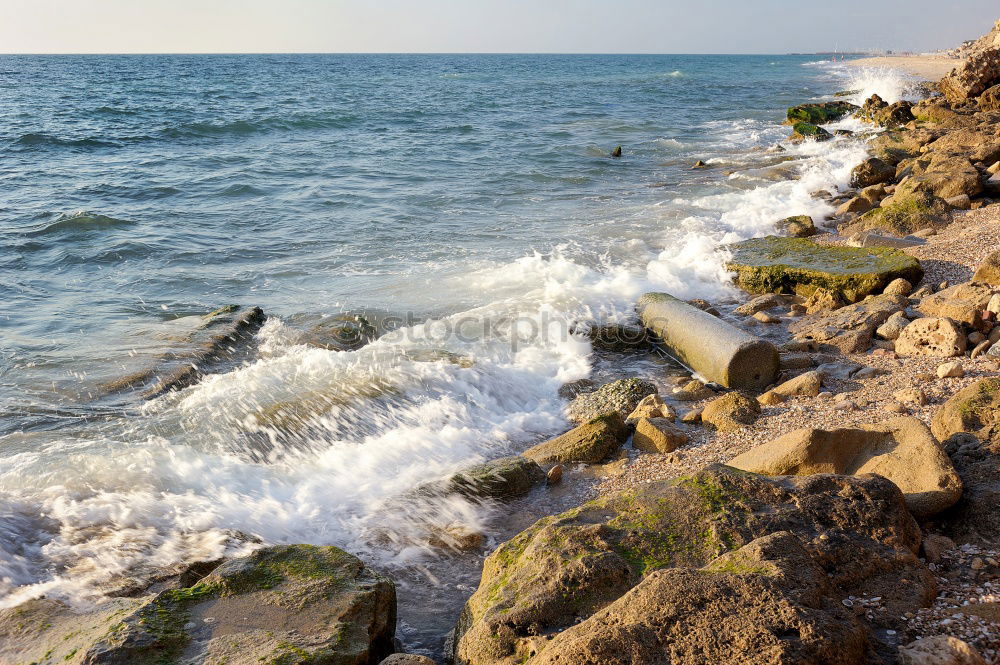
803,287 -> 847,314
931,378 -> 1000,441
700,391 -> 761,432
633,417 -> 688,453
788,294 -> 908,353
757,390 -> 784,406
626,393 -> 676,424
883,277 -> 913,296
897,635 -> 986,665
922,533 -> 956,563
940,48 -> 1000,102
727,416 -> 963,518
836,196 -> 872,216
850,157 -> 896,188
523,414 -> 629,465
973,250 -> 1000,285
735,293 -> 785,316
916,282 -> 999,326
771,370 -> 823,398
895,318 -> 967,357
380,655 -> 438,665
566,378 -> 657,423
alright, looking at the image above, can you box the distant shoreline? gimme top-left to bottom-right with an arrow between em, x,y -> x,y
847,54 -> 963,80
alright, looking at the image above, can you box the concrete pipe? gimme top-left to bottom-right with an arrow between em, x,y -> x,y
637,292 -> 779,391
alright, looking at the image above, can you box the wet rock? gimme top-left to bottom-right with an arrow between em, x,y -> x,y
726,236 -> 923,302
632,417 -> 688,453
728,416 -> 962,518
897,635 -> 986,665
895,317 -> 968,357
776,214 -> 817,237
932,378 -> 1000,441
545,464 -> 563,485
870,128 -> 942,165
566,377 -> 657,423
611,146 -> 622,158
447,456 -> 546,501
788,122 -> 832,142
0,545 -> 397,665
788,293 -> 909,354
686,298 -> 721,316
557,378 -> 596,400
305,313 -> 379,351
691,159 -> 707,168
734,293 -> 785,316
453,465 -> 932,665
752,311 -> 779,324
625,393 -> 675,425
700,391 -> 760,432
584,322 -> 653,353
523,413 -> 628,465
850,157 -> 896,188
786,101 -> 857,124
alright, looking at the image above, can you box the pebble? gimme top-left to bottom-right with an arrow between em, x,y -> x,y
937,361 -> 965,379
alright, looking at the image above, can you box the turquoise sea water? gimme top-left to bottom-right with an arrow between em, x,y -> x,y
0,53 -> 914,653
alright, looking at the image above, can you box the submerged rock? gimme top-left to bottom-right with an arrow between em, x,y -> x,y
0,545 -> 396,665
725,236 -> 923,302
453,465 -> 932,665
446,456 -> 546,501
728,416 -> 962,518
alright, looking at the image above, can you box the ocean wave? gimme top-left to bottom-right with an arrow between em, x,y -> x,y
161,112 -> 360,139
24,211 -> 136,237
10,133 -> 120,149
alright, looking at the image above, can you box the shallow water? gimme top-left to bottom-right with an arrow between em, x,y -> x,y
0,53 -> 918,655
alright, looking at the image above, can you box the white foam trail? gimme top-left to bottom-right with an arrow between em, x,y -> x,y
842,66 -> 917,104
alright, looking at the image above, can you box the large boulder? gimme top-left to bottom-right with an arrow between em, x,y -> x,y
894,154 -> 983,200
898,635 -> 986,665
850,157 -> 895,188
786,101 -> 858,124
727,417 -> 962,518
939,48 -> 1000,102
0,545 -> 397,665
870,129 -> 942,165
895,317 -> 967,358
566,378 -> 657,423
523,413 -> 629,465
923,128 -> 1000,165
453,466 -> 933,665
787,293 -> 909,353
931,378 -> 1000,441
528,533 -> 874,665
725,236 -> 923,302
855,94 -> 914,127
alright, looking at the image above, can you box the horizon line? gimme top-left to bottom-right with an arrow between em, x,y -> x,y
0,51 -> 881,57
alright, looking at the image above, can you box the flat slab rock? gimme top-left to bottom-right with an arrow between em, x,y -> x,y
726,236 -> 923,302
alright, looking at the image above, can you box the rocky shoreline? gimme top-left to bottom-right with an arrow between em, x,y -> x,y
6,22 -> 1000,665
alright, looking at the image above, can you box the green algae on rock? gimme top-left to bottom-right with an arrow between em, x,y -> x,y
846,190 -> 949,236
775,214 -> 816,237
452,465 -> 931,665
785,101 -> 857,125
523,413 -> 629,465
788,122 -> 832,142
0,545 -> 397,665
725,235 -> 923,302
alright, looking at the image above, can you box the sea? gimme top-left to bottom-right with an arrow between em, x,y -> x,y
0,53 -> 918,655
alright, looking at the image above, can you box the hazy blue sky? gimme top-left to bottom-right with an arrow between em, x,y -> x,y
1,0 -> 997,54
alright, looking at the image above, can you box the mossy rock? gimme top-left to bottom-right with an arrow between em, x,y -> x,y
789,122 -> 832,142
848,191 -> 949,236
20,545 -> 398,665
725,235 -> 923,302
785,101 -> 857,125
932,378 -> 1000,441
776,214 -> 816,237
453,465 -> 928,665
446,455 -> 546,500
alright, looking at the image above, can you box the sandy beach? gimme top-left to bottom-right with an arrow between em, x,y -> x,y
849,54 -> 963,80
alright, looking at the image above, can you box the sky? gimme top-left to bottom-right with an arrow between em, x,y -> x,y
0,0 -> 997,55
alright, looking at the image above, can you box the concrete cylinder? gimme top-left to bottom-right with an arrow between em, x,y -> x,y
637,292 -> 779,391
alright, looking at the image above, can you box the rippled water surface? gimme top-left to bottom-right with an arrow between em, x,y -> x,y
0,53 -> 915,655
